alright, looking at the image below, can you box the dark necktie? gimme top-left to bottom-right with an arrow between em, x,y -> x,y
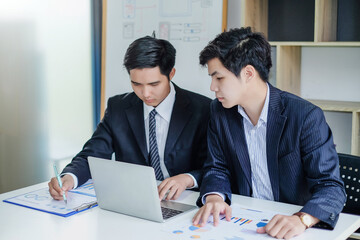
149,109 -> 164,181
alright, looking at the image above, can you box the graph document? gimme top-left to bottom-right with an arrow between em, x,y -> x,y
3,179 -> 97,217
163,204 -> 279,240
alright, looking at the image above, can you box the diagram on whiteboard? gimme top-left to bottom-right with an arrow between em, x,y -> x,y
121,0 -> 217,42
105,0 -> 223,100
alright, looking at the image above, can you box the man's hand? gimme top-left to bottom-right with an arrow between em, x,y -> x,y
257,214 -> 308,239
158,174 -> 194,200
48,174 -> 74,200
192,194 -> 232,227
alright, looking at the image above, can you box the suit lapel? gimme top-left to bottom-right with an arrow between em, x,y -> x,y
164,85 -> 192,158
266,84 -> 287,201
125,97 -> 149,164
226,107 -> 252,189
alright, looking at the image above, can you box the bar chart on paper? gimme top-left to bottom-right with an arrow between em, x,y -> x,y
162,204 -> 277,240
69,179 -> 96,197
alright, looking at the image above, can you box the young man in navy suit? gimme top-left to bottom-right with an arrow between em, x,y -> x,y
192,27 -> 346,239
48,36 -> 211,201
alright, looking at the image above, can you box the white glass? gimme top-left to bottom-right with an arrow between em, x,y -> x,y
0,0 -> 93,193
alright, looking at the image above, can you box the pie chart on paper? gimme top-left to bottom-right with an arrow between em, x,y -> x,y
189,224 -> 211,232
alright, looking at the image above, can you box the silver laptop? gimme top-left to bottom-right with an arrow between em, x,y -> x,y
88,156 -> 197,222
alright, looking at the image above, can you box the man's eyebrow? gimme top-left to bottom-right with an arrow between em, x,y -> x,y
131,80 -> 161,84
149,80 -> 160,84
209,71 -> 218,77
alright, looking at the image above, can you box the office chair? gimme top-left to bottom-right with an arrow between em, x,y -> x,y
338,153 -> 360,239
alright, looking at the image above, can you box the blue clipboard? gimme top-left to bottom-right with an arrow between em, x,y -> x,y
3,180 -> 97,217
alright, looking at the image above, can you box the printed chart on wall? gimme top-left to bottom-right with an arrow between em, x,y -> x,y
105,0 -> 224,102
162,204 -> 278,240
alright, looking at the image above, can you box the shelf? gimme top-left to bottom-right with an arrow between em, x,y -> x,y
307,100 -> 360,113
268,0 -> 315,41
270,42 -> 360,47
337,0 -> 360,41
308,100 -> 360,156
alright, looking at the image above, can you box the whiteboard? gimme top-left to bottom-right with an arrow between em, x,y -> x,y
103,0 -> 225,105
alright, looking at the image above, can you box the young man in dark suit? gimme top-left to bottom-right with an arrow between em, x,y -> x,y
48,36 -> 211,201
192,27 -> 346,239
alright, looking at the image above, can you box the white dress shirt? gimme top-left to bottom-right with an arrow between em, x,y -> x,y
238,83 -> 274,200
143,82 -> 176,179
143,82 -> 197,188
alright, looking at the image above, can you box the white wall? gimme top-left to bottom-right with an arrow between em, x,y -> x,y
323,111 -> 353,154
301,47 -> 360,102
301,47 -> 360,154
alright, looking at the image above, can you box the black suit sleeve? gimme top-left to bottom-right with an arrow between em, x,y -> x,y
186,95 -> 211,187
61,99 -> 115,186
297,107 -> 346,228
196,101 -> 232,207
187,110 -> 209,186
164,86 -> 211,188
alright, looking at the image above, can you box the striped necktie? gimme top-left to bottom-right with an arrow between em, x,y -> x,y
149,109 -> 164,181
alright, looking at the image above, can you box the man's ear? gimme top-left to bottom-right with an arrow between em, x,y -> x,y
169,68 -> 176,81
243,65 -> 256,82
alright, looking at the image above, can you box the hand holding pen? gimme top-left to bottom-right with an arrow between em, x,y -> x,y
53,164 -> 67,204
48,165 -> 74,202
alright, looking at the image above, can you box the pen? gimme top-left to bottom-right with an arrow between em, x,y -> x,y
74,201 -> 98,212
53,163 -> 67,204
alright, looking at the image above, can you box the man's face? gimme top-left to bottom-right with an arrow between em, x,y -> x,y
207,58 -> 248,108
129,66 -> 172,107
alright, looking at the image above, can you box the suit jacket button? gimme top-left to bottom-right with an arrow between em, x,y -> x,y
330,213 -> 335,220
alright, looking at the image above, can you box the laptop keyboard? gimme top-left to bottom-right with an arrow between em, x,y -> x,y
161,206 -> 183,219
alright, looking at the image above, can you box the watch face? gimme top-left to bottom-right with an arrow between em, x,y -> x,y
302,214 -> 312,227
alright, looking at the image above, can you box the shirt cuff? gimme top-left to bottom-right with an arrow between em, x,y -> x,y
61,172 -> 78,189
202,192 -> 225,205
184,173 -> 198,189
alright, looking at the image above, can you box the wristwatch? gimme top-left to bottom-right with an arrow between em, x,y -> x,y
293,212 -> 314,229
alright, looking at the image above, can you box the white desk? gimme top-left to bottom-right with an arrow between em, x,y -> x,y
0,182 -> 359,240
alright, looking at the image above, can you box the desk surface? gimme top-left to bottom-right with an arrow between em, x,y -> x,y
0,182 -> 359,240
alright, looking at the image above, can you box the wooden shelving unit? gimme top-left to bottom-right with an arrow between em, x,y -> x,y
232,0 -> 360,155
270,42 -> 360,47
308,100 -> 360,156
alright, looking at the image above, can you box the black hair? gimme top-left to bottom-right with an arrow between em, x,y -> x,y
123,36 -> 176,80
199,27 -> 272,82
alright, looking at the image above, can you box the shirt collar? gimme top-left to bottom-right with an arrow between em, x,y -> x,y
238,83 -> 270,126
143,81 -> 176,122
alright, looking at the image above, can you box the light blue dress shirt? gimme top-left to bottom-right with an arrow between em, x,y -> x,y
203,83 -> 273,203
237,83 -> 274,200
